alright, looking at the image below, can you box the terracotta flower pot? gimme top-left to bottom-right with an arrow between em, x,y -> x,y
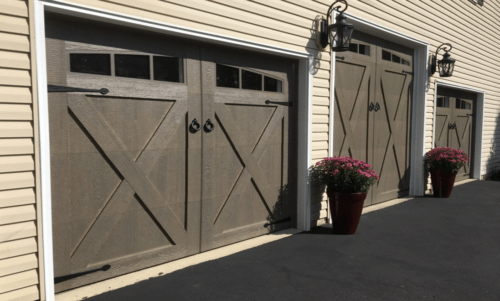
327,190 -> 367,235
429,169 -> 457,198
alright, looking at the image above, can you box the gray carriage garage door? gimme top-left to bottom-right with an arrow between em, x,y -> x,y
435,87 -> 475,182
334,32 -> 413,206
46,14 -> 296,292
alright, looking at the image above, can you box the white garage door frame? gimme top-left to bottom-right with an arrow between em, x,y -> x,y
34,1 -> 314,300
432,81 -> 485,179
329,13 -> 430,198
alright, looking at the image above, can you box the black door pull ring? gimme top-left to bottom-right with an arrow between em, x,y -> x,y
190,119 -> 201,132
204,119 -> 215,132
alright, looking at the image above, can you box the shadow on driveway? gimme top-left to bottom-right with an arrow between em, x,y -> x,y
87,180 -> 500,301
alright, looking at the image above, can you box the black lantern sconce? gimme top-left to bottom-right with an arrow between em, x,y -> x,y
430,43 -> 456,77
316,0 -> 354,52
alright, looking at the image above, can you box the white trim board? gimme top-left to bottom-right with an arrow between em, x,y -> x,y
34,2 -> 54,301
329,13 -> 430,197
432,81 -> 485,179
34,1 -> 314,300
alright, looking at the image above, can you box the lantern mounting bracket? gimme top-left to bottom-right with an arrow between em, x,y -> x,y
327,0 -> 348,17
316,0 -> 354,52
430,43 -> 455,77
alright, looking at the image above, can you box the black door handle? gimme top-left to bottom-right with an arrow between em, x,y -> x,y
374,102 -> 381,112
369,102 -> 375,111
190,119 -> 201,132
204,119 -> 215,132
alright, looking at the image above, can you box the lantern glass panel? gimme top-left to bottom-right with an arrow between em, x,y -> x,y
438,60 -> 455,77
329,25 -> 353,51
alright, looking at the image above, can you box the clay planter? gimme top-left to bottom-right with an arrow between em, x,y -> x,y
429,169 -> 457,198
327,190 -> 367,235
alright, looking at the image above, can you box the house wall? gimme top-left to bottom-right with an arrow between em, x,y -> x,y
0,1 -> 42,301
340,0 -> 500,186
3,1 -> 500,299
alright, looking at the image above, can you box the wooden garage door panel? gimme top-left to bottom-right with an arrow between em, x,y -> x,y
372,69 -> 411,204
201,56 -> 293,251
452,112 -> 473,179
46,14 -> 204,292
435,95 -> 473,181
334,34 -> 412,206
48,13 -> 296,290
54,94 -> 188,270
209,104 -> 279,233
334,61 -> 372,161
435,114 -> 450,147
67,97 -> 180,266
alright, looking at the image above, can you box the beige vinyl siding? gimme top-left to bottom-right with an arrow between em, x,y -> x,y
0,285 -> 39,301
0,222 -> 37,243
0,1 -> 40,300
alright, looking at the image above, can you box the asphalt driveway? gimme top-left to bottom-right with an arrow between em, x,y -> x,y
87,180 -> 500,301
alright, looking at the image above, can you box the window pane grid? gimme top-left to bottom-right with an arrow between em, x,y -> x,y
70,52 -> 184,83
216,64 -> 283,92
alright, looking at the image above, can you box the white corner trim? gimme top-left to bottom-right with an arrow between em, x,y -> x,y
409,45 -> 430,196
328,12 -> 338,159
34,1 -> 315,299
329,51 -> 335,158
34,2 -> 55,301
297,56 -> 314,231
432,81 -> 485,179
330,14 -> 429,197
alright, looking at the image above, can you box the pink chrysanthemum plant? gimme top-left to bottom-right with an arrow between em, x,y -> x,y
312,157 -> 379,193
425,147 -> 469,173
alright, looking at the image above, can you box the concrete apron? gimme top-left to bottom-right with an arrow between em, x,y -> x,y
56,180 -> 477,301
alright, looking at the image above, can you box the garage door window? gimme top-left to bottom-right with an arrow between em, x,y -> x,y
349,43 -> 370,56
69,53 -> 111,76
456,99 -> 472,110
437,96 -> 449,108
264,76 -> 282,92
153,56 -> 183,83
216,64 -> 239,88
217,64 -> 283,92
242,70 -> 262,90
115,54 -> 150,79
70,53 -> 185,83
382,50 -> 411,66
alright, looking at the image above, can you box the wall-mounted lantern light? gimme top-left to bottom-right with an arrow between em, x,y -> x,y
316,0 -> 354,52
430,43 -> 456,77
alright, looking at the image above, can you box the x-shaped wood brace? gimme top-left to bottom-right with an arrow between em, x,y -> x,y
212,103 -> 285,223
67,94 -> 187,269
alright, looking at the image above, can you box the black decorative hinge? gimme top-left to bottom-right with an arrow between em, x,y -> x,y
265,100 -> 292,106
48,85 -> 109,95
54,264 -> 111,284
